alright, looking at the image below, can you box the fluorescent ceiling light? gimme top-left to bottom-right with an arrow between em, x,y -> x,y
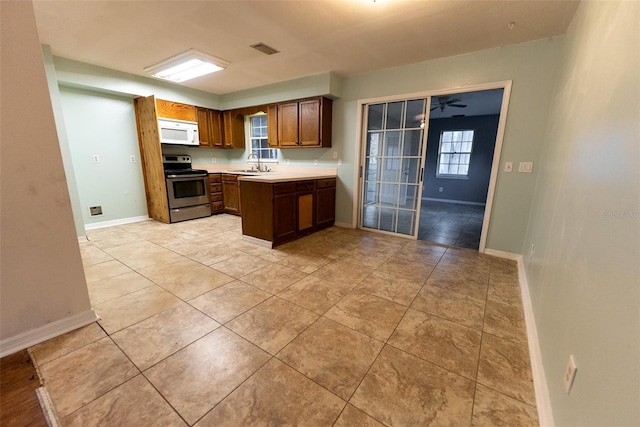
145,49 -> 229,83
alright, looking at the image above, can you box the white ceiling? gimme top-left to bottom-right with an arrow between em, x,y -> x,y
32,0 -> 579,96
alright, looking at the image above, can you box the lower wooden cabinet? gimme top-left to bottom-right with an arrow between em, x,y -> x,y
209,173 -> 224,214
316,178 -> 336,228
240,178 -> 336,246
222,174 -> 241,215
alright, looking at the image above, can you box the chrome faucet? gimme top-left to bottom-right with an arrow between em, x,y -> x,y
248,151 -> 261,171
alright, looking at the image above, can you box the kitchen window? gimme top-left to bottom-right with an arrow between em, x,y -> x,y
436,129 -> 474,178
248,114 -> 277,161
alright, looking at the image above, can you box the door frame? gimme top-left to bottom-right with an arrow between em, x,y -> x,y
353,80 -> 513,252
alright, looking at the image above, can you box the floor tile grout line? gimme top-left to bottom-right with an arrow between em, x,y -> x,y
75,217 -> 532,424
468,257 -> 501,424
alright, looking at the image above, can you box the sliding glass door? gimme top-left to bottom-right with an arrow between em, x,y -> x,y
361,99 -> 429,237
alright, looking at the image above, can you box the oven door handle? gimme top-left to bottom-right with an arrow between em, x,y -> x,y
165,173 -> 208,179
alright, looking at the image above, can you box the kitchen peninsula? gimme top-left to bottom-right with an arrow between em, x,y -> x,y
196,165 -> 337,247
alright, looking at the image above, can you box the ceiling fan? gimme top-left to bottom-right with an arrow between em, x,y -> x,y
431,96 -> 467,112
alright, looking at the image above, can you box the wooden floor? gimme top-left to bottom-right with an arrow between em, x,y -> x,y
0,350 -> 47,427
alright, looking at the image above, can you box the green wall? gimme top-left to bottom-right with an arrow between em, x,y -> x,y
333,38 -> 563,252
523,1 -> 640,425
59,86 -> 148,225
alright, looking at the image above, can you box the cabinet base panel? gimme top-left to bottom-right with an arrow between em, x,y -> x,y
241,235 -> 273,249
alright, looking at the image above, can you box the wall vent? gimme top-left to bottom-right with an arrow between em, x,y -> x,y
250,43 -> 279,55
89,206 -> 103,216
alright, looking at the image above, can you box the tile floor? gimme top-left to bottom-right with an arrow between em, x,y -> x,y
418,200 -> 486,249
29,214 -> 538,426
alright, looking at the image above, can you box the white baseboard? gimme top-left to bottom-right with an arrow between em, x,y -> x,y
0,309 -> 100,358
84,215 -> 151,231
334,221 -> 354,229
484,248 -> 520,261
484,248 -> 554,426
516,255 -> 554,427
77,235 -> 88,243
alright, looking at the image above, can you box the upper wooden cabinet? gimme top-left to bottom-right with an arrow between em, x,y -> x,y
196,107 -> 223,148
222,110 -> 246,149
156,99 -> 197,122
276,97 -> 332,148
267,104 -> 279,148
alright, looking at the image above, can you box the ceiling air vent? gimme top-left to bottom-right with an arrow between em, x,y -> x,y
250,43 -> 279,55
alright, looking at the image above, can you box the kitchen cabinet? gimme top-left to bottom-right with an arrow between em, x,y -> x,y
240,177 -> 336,247
296,181 -> 315,232
209,173 -> 224,214
156,99 -> 197,122
197,107 -> 223,148
276,97 -> 332,148
133,95 -> 170,223
222,174 -> 241,215
222,110 -> 246,149
273,183 -> 297,243
316,178 -> 336,228
267,104 -> 279,148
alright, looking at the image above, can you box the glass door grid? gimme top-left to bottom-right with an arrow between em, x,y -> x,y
361,99 -> 428,236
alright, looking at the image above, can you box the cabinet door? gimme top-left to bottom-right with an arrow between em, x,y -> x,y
267,104 -> 279,147
196,107 -> 212,148
316,186 -> 336,229
222,180 -> 241,215
156,99 -> 196,121
209,109 -> 223,148
298,192 -> 314,232
278,102 -> 299,146
298,99 -> 321,146
274,193 -> 297,243
223,110 -> 246,149
197,108 -> 223,148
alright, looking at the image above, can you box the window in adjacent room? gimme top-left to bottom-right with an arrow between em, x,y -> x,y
436,129 -> 474,178
248,114 -> 278,161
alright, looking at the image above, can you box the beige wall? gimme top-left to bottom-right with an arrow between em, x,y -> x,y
0,1 -> 95,355
524,1 -> 640,425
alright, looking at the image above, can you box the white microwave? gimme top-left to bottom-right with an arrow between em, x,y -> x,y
158,118 -> 199,146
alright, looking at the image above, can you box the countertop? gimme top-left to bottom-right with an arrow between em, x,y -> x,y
193,164 -> 337,183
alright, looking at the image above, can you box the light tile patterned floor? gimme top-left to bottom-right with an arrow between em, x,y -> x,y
30,214 -> 538,426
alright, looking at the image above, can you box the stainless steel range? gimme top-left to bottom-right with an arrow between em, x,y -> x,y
162,155 -> 211,223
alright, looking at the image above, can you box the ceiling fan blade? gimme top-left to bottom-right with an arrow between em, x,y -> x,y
430,106 -> 438,111
448,104 -> 467,108
445,98 -> 462,104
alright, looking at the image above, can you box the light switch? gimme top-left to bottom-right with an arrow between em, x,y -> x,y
519,162 -> 534,173
504,162 -> 513,172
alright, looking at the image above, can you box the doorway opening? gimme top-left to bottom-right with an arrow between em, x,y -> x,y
418,89 -> 504,249
355,82 -> 511,252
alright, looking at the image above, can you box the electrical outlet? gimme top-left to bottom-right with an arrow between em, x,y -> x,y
529,243 -> 535,260
564,355 -> 577,394
211,157 -> 217,164
519,161 -> 534,173
92,155 -> 100,163
439,187 -> 444,193
332,151 -> 338,159
313,159 -> 318,166
284,159 -> 290,165
130,155 -> 136,163
504,161 -> 513,172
